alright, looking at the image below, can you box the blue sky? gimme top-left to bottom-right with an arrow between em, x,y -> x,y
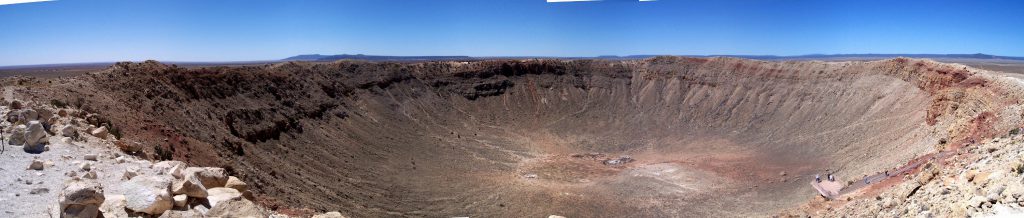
1,0 -> 1022,66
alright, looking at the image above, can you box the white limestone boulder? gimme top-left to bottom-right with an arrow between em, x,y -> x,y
123,175 -> 174,215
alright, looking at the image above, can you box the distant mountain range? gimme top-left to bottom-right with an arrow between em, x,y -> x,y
706,53 -> 1024,61
283,53 -> 1024,62
282,54 -> 473,61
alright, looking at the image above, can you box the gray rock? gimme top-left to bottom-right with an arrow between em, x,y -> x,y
90,126 -> 108,139
61,125 -> 77,137
988,185 -> 1007,202
123,175 -> 175,215
8,125 -> 25,145
968,195 -> 990,208
183,167 -> 228,188
19,108 -> 38,122
225,176 -> 247,193
83,171 -> 97,180
123,166 -> 140,180
99,194 -> 129,218
172,194 -> 187,208
205,187 -> 242,209
205,197 -> 270,217
34,107 -> 53,123
153,161 -> 186,179
59,180 -> 105,218
172,175 -> 208,198
29,188 -> 49,194
27,158 -> 44,170
23,121 -> 47,152
158,208 -> 203,218
992,204 -> 1024,216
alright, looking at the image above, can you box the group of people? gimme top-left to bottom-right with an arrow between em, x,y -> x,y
814,169 -> 893,184
814,173 -> 834,183
860,170 -> 891,185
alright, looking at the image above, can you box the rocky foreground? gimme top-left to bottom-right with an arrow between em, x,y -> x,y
0,100 -> 345,217
781,132 -> 1024,217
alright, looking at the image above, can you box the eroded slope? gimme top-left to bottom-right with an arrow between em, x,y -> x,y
18,57 -> 1023,217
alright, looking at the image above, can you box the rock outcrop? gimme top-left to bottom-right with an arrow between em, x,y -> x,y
59,180 -> 105,218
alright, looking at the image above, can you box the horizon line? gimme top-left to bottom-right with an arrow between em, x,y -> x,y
2,53 -> 1023,68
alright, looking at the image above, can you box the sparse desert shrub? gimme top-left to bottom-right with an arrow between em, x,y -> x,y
70,97 -> 85,109
97,121 -> 123,140
109,125 -> 123,139
1010,128 -> 1021,136
50,99 -> 68,108
9,100 -> 22,109
154,145 -> 173,160
334,111 -> 349,119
